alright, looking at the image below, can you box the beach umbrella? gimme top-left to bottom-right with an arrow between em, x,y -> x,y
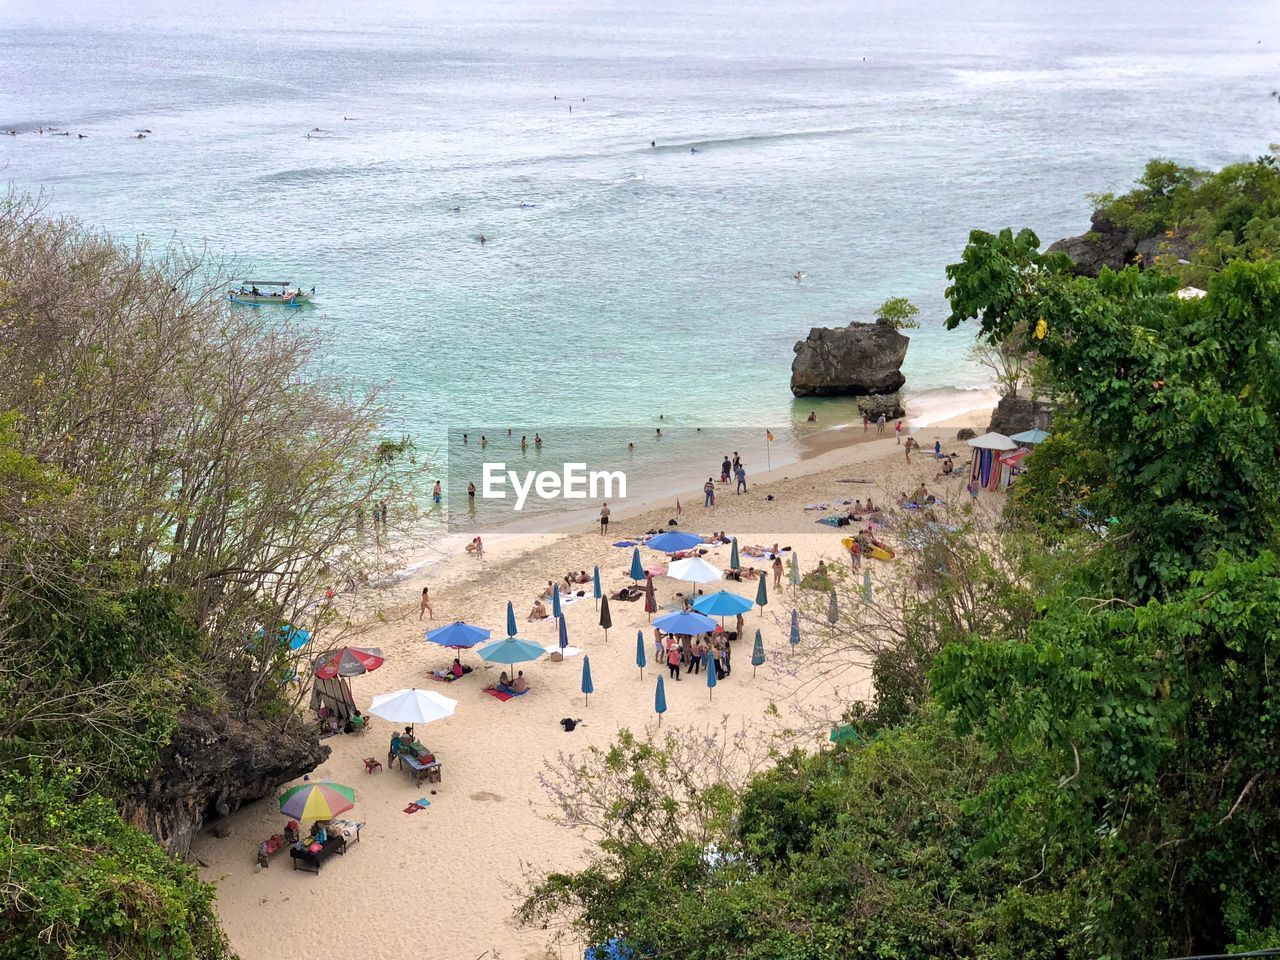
424,620 -> 491,650
647,531 -> 703,553
751,629 -> 765,678
827,590 -> 839,624
644,574 -> 657,622
789,609 -> 800,652
629,548 -> 645,582
369,687 -> 457,725
552,584 -> 563,620
693,590 -> 754,619
655,675 -> 667,726
967,431 -> 1018,451
789,553 -> 801,590
755,575 -> 768,614
706,650 -> 718,701
1010,428 -> 1049,445
581,655 -> 594,706
279,781 -> 355,821
592,565 -> 602,609
635,630 -> 646,679
558,614 -> 569,652
862,567 -> 873,604
281,624 -> 311,651
478,637 -> 545,668
667,556 -> 722,584
653,610 -> 717,635
506,601 -> 517,638
599,595 -> 613,641
729,538 -> 741,571
313,646 -> 384,679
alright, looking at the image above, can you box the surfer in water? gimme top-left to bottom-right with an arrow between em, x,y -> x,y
690,146 -> 698,154
479,234 -> 487,246
792,271 -> 805,282
651,140 -> 655,147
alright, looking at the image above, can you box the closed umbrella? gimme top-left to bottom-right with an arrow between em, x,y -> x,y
506,601 -> 517,638
279,781 -> 355,821
599,595 -> 613,641
755,575 -> 768,614
370,687 -> 458,725
558,614 -> 569,652
653,610 -> 717,635
581,655 -> 594,706
424,620 -> 491,650
862,567 -> 873,604
789,553 -> 801,590
635,630 -> 646,680
706,650 -> 718,701
629,548 -> 645,582
592,565 -> 602,609
552,584 -> 563,620
751,629 -> 765,678
789,609 -> 800,652
644,574 -> 657,622
827,590 -> 839,624
655,675 -> 667,726
729,537 -> 740,571
647,531 -> 703,553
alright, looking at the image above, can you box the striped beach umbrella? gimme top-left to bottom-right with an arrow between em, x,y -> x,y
729,537 -> 740,571
279,781 -> 355,821
655,675 -> 667,726
755,575 -> 768,614
635,630 -> 646,680
581,655 -> 594,706
629,548 -> 645,582
599,595 -> 613,641
751,629 -> 765,677
313,646 -> 383,679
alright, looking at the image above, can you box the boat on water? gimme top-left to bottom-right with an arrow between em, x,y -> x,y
228,280 -> 315,306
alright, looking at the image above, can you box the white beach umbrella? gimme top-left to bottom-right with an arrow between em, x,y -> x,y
369,688 -> 457,725
966,432 -> 1018,451
668,556 -> 723,584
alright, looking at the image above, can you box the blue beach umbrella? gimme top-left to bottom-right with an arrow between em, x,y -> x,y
647,531 -> 703,554
789,609 -> 800,652
477,636 -> 545,667
653,610 -> 717,635
425,620 -> 491,650
751,629 -> 765,677
706,650 -> 718,701
635,630 -> 646,679
552,584 -> 563,620
581,656 -> 594,706
592,565 -> 602,608
558,614 -> 569,651
693,590 -> 754,619
729,537 -> 740,571
506,601 -> 517,638
629,548 -> 645,582
281,624 -> 311,651
655,675 -> 667,725
755,575 -> 768,614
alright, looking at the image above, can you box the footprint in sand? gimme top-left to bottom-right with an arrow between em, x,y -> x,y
469,790 -> 504,802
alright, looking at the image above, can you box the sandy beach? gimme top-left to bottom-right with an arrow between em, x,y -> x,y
194,408 -> 992,960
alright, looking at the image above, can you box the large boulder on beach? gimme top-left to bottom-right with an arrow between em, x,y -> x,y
122,709 -> 329,857
1047,211 -> 1139,277
988,394 -> 1053,437
790,317 -> 909,397
856,392 -> 906,421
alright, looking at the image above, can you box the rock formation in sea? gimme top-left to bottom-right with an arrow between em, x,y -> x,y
122,709 -> 329,857
790,316 -> 909,398
1048,210 -> 1196,277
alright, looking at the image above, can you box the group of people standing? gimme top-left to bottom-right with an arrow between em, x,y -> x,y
704,451 -> 748,507
656,628 -> 733,681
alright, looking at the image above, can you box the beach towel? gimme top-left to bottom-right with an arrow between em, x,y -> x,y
414,798 -> 432,808
645,565 -> 668,577
403,803 -> 424,814
803,503 -> 830,511
816,516 -> 844,527
612,540 -> 638,548
485,688 -> 529,701
542,644 -> 584,657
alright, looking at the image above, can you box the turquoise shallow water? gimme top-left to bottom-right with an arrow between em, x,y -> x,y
3,0 -> 1278,456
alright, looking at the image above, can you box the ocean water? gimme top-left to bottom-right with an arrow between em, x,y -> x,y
3,0 -> 1278,488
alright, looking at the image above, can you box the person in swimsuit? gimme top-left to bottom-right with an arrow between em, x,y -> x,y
600,502 -> 610,534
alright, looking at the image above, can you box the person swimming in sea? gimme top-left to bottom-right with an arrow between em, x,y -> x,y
479,234 -> 487,245
690,146 -> 698,154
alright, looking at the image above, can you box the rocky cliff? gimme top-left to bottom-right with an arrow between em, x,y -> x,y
123,709 -> 329,857
790,317 -> 909,398
988,394 -> 1054,437
1048,210 -> 1195,277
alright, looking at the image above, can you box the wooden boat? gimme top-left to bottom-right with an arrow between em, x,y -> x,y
228,280 -> 314,306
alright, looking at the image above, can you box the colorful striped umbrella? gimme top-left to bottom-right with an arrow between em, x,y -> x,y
629,548 -> 645,582
313,646 -> 384,679
755,575 -> 768,614
581,655 -> 594,706
279,781 -> 355,821
599,595 -> 613,641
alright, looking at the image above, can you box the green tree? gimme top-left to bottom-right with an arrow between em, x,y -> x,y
875,296 -> 920,330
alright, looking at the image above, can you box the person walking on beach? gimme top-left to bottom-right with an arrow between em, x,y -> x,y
772,554 -> 783,588
895,420 -> 903,444
704,478 -> 716,509
666,641 -> 682,681
933,439 -> 942,459
653,629 -> 665,665
876,414 -> 886,436
432,480 -> 442,505
862,412 -> 869,432
967,478 -> 981,501
599,502 -> 610,535
419,586 -> 434,621
735,462 -> 747,494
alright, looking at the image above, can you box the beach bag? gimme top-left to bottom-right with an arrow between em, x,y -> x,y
560,717 -> 580,732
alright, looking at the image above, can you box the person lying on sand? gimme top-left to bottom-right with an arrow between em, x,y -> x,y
725,566 -> 760,581
528,600 -> 549,620
612,585 -> 643,601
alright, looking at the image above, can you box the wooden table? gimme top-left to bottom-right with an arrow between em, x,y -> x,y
396,753 -> 442,785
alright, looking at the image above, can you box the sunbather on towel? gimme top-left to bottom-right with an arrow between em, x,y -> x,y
528,600 -> 549,620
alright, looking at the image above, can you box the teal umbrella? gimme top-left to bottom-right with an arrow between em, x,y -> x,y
789,553 -> 801,590
629,548 -> 645,582
635,630 -> 646,679
706,649 -> 718,701
558,614 -> 569,651
478,637 -> 545,667
506,601 -> 517,638
693,590 -> 754,619
552,584 -> 563,620
827,590 -> 839,624
751,629 -> 765,677
581,655 -> 594,706
729,537 -> 741,571
655,675 -> 667,726
755,575 -> 767,614
592,565 -> 602,609
789,609 -> 800,652
599,595 -> 613,641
